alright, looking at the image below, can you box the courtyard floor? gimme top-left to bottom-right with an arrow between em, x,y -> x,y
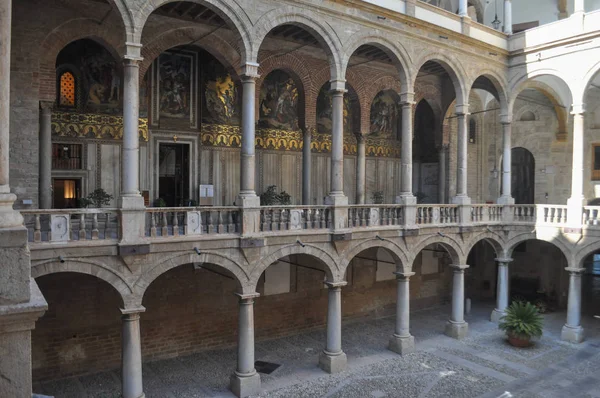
34,303 -> 600,398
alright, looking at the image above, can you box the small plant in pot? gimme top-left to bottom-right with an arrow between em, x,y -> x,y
499,301 -> 544,347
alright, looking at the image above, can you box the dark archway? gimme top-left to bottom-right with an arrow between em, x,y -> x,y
414,100 -> 438,203
581,251 -> 600,317
511,147 -> 535,204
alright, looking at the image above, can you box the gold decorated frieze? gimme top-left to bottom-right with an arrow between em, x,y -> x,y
51,111 -> 148,141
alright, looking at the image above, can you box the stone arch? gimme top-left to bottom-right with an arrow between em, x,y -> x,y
251,244 -> 340,288
38,19 -> 124,102
136,251 -> 250,297
413,52 -> 469,106
409,234 -> 465,268
32,259 -> 133,303
573,241 -> 600,269
505,234 -> 572,264
341,33 -> 412,91
468,70 -> 509,116
463,232 -> 506,259
137,0 -> 253,63
139,26 -> 241,80
582,59 -> 600,104
339,238 -> 410,277
251,7 -> 344,81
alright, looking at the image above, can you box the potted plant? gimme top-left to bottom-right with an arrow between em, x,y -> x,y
260,185 -> 291,206
79,188 -> 114,208
499,301 -> 544,347
371,191 -> 384,204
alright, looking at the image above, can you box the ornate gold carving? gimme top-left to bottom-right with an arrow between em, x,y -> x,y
51,111 -> 148,141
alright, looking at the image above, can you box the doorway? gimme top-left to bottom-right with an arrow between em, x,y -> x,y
53,178 -> 81,209
158,143 -> 190,207
511,147 -> 535,204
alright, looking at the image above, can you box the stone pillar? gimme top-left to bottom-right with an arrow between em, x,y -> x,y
453,107 -> 470,204
497,117 -> 514,204
121,308 -> 145,398
326,81 -> 347,204
445,264 -> 469,339
438,145 -> 447,204
39,101 -> 53,209
561,268 -> 585,343
567,105 -> 585,227
319,282 -> 347,373
239,64 -> 260,205
302,128 -> 312,205
230,293 -> 261,397
356,135 -> 366,204
458,0 -> 468,16
389,272 -> 415,355
121,57 -> 142,205
397,94 -> 417,225
491,258 -> 511,323
574,0 -> 585,13
503,0 -> 513,34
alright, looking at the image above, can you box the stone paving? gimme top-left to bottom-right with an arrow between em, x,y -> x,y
34,303 -> 600,398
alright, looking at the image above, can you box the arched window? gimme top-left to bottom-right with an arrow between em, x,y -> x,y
58,71 -> 76,107
468,118 -> 476,144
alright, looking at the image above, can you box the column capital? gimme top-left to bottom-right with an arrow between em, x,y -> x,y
325,281 -> 347,289
571,103 -> 585,115
455,104 -> 469,115
123,58 -> 141,68
393,271 -> 415,279
400,92 -> 415,103
495,257 -> 513,264
235,292 -> 260,301
241,62 -> 260,80
565,267 -> 586,274
124,42 -> 143,62
500,114 -> 512,124
39,100 -> 54,111
356,133 -> 366,144
329,79 -> 346,94
121,306 -> 146,316
450,264 -> 470,271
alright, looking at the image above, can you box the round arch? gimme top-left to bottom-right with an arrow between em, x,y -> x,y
251,244 -> 340,288
341,34 -> 412,91
573,241 -> 600,269
463,233 -> 506,259
251,7 -> 344,81
408,235 -> 464,269
339,238 -> 410,277
135,251 -> 250,297
137,0 -> 253,63
413,52 -> 469,106
32,259 -> 132,303
468,71 -> 509,115
508,71 -> 573,118
505,234 -> 572,263
582,59 -> 600,104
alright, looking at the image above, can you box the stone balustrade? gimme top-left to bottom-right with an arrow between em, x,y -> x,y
347,205 -> 404,228
471,204 -> 503,223
416,205 -> 459,225
259,206 -> 332,232
145,207 -> 241,237
538,205 -> 568,225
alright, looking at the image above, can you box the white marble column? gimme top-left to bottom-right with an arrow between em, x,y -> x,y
503,0 -> 513,34
319,282 -> 347,373
239,64 -> 260,205
574,0 -> 585,13
230,293 -> 261,397
567,104 -> 585,227
458,0 -> 468,16
302,128 -> 312,205
326,80 -> 347,204
0,0 -> 10,194
497,117 -> 514,204
121,58 -> 142,206
561,268 -> 585,343
121,308 -> 145,398
39,101 -> 53,209
389,272 -> 415,355
356,135 -> 366,204
445,264 -> 469,339
438,145 -> 447,204
491,258 -> 511,323
398,97 -> 415,200
452,107 -> 470,205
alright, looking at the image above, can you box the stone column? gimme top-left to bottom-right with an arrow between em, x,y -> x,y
567,105 -> 585,227
39,101 -> 53,209
458,0 -> 468,16
121,57 -> 142,205
497,117 -> 514,204
121,308 -> 145,398
302,128 -> 312,205
504,0 -> 513,34
389,272 -> 415,355
326,81 -> 347,204
445,264 -> 469,339
491,258 -> 511,323
453,107 -> 470,204
230,293 -> 261,397
239,64 -> 260,205
397,94 -> 417,225
356,134 -> 366,204
319,282 -> 347,373
438,145 -> 447,204
561,268 -> 585,343
574,0 -> 585,13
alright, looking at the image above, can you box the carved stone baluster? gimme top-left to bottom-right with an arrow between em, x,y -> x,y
173,211 -> 180,236
104,213 -> 111,239
312,209 -> 319,229
306,208 -> 312,230
150,212 -> 157,237
228,210 -> 235,233
261,209 -> 268,231
279,209 -> 287,230
353,208 -> 359,227
218,210 -> 225,233
207,211 -> 213,234
34,214 -> 41,242
270,209 -> 278,231
79,214 -> 86,240
327,208 -> 333,229
92,213 -> 99,240
161,212 -> 169,236
320,208 -> 327,229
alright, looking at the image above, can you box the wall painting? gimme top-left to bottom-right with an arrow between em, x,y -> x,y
259,70 -> 299,131
200,50 -> 240,126
370,90 -> 400,139
316,84 -> 358,135
158,51 -> 194,120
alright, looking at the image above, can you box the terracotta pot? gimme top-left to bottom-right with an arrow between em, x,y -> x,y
508,334 -> 532,347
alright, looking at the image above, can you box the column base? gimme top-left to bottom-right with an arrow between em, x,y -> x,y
118,195 -> 145,209
451,195 -> 471,205
230,371 -> 261,398
561,325 -> 584,344
324,194 -> 348,206
318,350 -> 347,374
496,196 -> 515,205
445,321 -> 469,339
388,334 -> 415,355
395,195 -> 417,205
236,194 -> 260,208
490,308 -> 506,323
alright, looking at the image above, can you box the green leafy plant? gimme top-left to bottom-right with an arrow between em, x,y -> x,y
260,185 -> 291,206
153,198 -> 167,207
79,188 -> 114,208
371,191 -> 384,204
499,301 -> 543,341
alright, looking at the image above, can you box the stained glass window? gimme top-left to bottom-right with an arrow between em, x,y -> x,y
59,71 -> 75,107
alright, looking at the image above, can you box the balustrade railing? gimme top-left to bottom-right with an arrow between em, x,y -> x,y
22,209 -> 120,243
471,205 -> 503,223
511,205 -> 536,222
417,205 -> 459,225
537,205 -> 567,225
145,207 -> 240,237
347,205 -> 404,228
259,206 -> 332,232
583,206 -> 600,226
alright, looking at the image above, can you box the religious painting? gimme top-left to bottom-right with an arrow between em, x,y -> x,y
55,39 -> 121,114
159,51 -> 193,119
316,84 -> 358,135
259,70 -> 299,131
370,90 -> 400,138
200,51 -> 240,126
